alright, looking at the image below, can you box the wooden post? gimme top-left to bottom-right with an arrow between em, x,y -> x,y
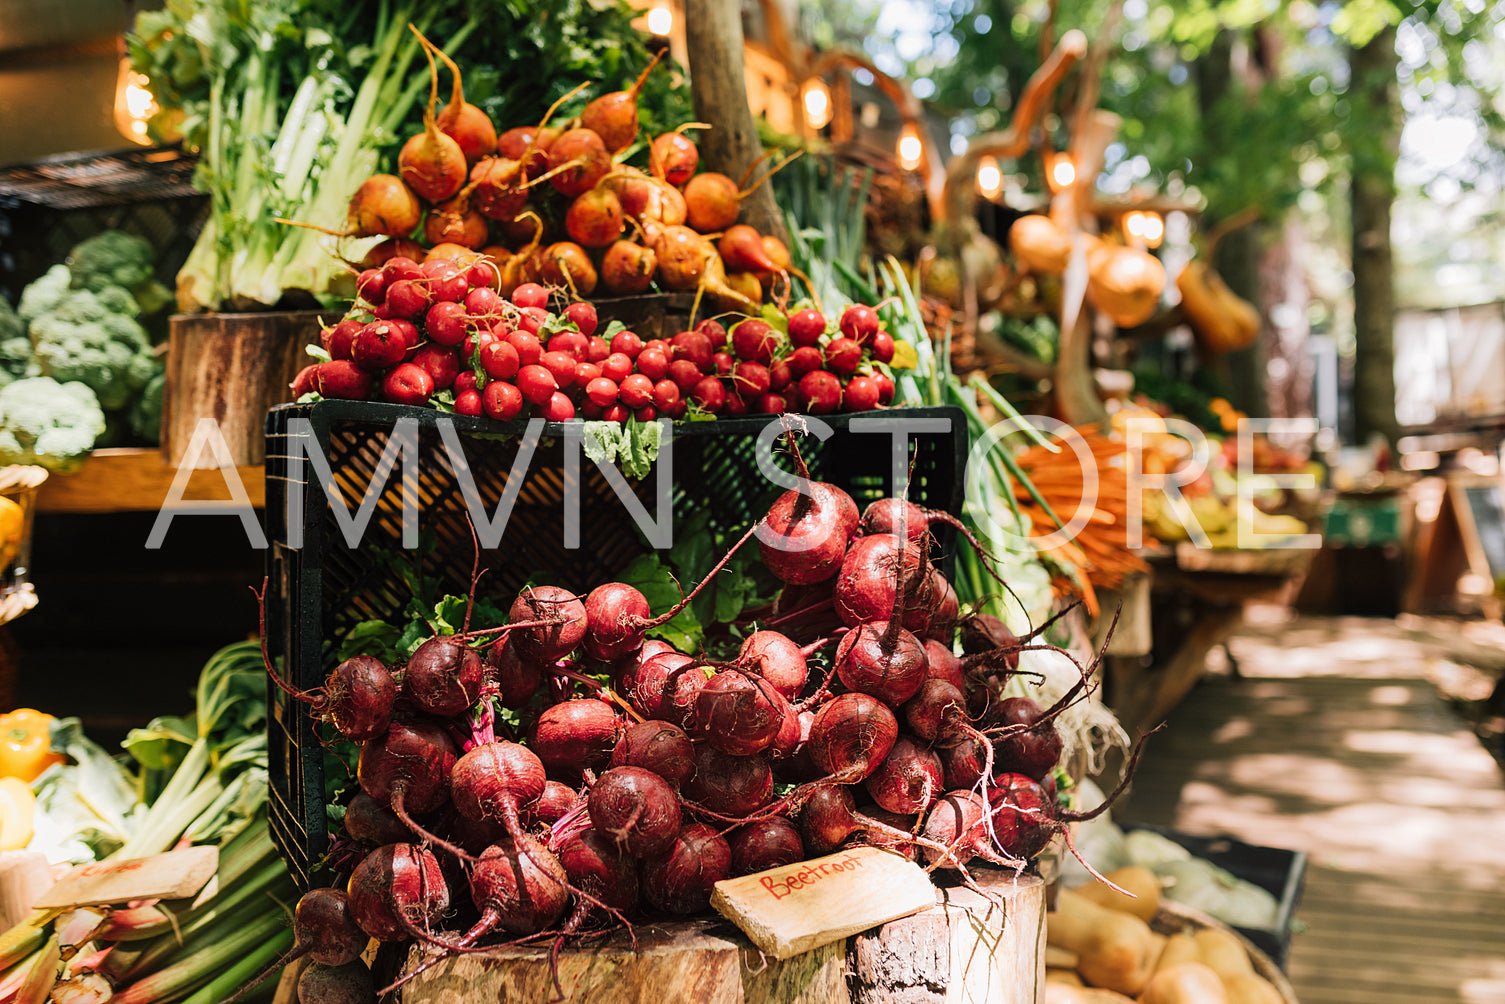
683,0 -> 790,245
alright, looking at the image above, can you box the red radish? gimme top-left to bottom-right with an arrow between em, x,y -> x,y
423,256 -> 470,301
455,388 -> 483,417
557,829 -> 639,916
313,360 -> 375,400
516,364 -> 557,406
384,278 -> 430,318
424,196 -> 488,249
690,375 -> 725,412
668,359 -> 702,392
511,282 -> 548,310
610,720 -> 696,787
737,630 -> 808,700
843,376 -> 881,412
685,746 -> 773,816
601,352 -> 633,383
479,340 -> 520,381
796,370 -> 841,413
618,373 -> 654,409
653,225 -> 715,291
695,318 -> 728,348
382,363 -> 435,405
586,335 -> 610,362
670,330 -> 713,369
404,636 -> 484,716
757,392 -> 788,414
540,350 -> 577,388
581,49 -> 665,152
601,240 -> 658,295
992,697 -> 1063,780
507,330 -> 544,366
757,479 -> 859,585
824,336 -> 862,375
343,792 -> 412,846
732,361 -> 771,397
545,128 -> 611,197
807,692 -> 898,781
834,620 -> 928,706
871,331 -> 896,363
863,736 -> 944,815
840,304 -> 881,346
423,300 -> 466,347
586,377 -> 620,408
352,321 -> 408,371
653,380 -> 681,410
787,309 -> 826,346
649,128 -> 701,187
322,318 -> 363,359
482,380 -> 523,421
362,237 -> 426,267
412,344 -> 460,390
426,36 -> 496,163
710,351 -> 734,376
534,780 -> 582,824
346,842 -> 449,942
719,224 -> 784,274
530,698 -> 621,776
635,347 -> 670,381
565,301 -> 597,336
730,319 -> 778,363
573,361 -> 602,388
485,634 -> 542,708
641,824 -> 731,915
921,790 -> 1008,870
398,30 -> 467,203
346,174 -> 423,237
728,818 -> 804,876
565,186 -> 625,247
787,345 -> 824,376
588,766 -> 682,857
903,679 -> 967,742
694,670 -> 787,755
539,241 -> 598,296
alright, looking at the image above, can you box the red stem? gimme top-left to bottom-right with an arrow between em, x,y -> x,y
251,579 -> 325,708
644,519 -> 767,628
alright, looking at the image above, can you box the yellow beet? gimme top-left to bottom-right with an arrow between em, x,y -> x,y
1139,962 -> 1230,1004
1047,887 -> 1160,996
1070,867 -> 1162,922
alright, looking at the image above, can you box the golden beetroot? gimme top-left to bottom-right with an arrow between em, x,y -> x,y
653,225 -> 715,291
543,128 -> 611,198
347,175 -> 422,238
469,156 -> 528,222
539,241 -> 598,296
600,240 -> 658,296
423,196 -> 489,249
565,185 -> 626,248
650,125 -> 706,187
719,224 -> 783,274
581,50 -> 665,153
683,172 -> 740,232
399,30 -> 467,203
426,32 -> 496,163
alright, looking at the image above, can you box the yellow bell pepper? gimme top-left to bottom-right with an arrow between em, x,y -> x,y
0,776 -> 35,850
0,709 -> 64,782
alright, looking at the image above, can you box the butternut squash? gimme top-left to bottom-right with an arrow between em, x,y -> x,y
1223,971 -> 1286,1004
1046,944 -> 1081,969
1085,243 -> 1165,327
1044,985 -> 1137,1004
1047,887 -> 1160,996
1046,968 -> 1084,986
1176,260 -> 1260,353
1192,927 -> 1254,982
1152,932 -> 1203,975
1010,214 -> 1072,274
1139,961 -> 1229,1004
1070,866 -> 1162,922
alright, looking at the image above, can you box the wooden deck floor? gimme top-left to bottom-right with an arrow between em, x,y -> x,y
1112,610 -> 1505,1004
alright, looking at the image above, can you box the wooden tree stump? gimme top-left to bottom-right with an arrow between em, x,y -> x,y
163,310 -> 325,468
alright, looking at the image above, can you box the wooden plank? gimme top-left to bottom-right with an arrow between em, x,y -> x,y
710,847 -> 937,960
1174,543 -> 1313,577
34,448 -> 265,513
34,846 -> 217,908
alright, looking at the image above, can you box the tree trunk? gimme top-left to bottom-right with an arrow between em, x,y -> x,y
684,0 -> 790,245
1350,25 -> 1401,448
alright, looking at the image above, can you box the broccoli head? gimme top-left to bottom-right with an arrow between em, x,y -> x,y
29,288 -> 155,409
131,366 -> 166,444
67,231 -> 156,296
0,299 -> 30,387
0,377 -> 106,473
0,297 -> 22,343
17,265 -> 72,325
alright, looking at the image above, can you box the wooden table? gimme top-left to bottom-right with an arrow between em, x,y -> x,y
1105,544 -> 1314,735
33,448 -> 264,514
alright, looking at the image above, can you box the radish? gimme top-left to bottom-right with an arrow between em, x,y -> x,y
843,376 -> 880,412
797,371 -> 842,414
398,29 -> 467,203
737,630 -> 808,700
610,720 -> 695,787
581,49 -> 665,152
787,308 -> 825,346
346,842 -> 450,942
425,33 -> 496,163
404,636 -> 484,717
839,304 -> 881,346
684,746 -> 773,816
757,479 -> 859,586
587,766 -> 682,857
863,736 -> 944,815
693,669 -> 787,755
346,174 -> 422,237
991,697 -> 1063,781
806,692 -> 898,782
641,824 -> 732,915
729,817 -> 804,876
530,698 -> 621,776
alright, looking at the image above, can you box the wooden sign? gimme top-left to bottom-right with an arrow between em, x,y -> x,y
710,846 -> 937,960
33,845 -> 218,909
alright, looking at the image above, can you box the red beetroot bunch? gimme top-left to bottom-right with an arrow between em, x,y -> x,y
291,260 -> 902,422
271,481 -> 1134,996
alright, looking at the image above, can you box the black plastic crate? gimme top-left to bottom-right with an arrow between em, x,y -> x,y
264,400 -> 968,889
1126,823 -> 1307,969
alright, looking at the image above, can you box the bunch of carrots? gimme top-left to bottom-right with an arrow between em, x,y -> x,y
1012,426 -> 1150,616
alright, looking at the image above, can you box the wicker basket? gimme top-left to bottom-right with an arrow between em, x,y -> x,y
1150,899 -> 1299,1004
0,465 -> 46,627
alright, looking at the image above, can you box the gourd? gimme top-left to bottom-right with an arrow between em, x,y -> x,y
1177,260 -> 1260,353
1139,962 -> 1229,1004
1153,858 -> 1279,929
1010,214 -> 1072,274
1151,932 -> 1202,974
1223,971 -> 1286,1004
1085,243 -> 1165,327
1046,968 -> 1085,986
1070,866 -> 1162,922
1044,985 -> 1137,1004
1047,887 -> 1161,996
1192,927 -> 1253,981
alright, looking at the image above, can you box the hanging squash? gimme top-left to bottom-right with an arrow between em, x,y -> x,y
1176,261 -> 1261,353
1009,214 -> 1072,274
1085,243 -> 1165,327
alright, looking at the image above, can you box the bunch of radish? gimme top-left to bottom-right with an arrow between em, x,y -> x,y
291,255 -> 901,419
320,27 -> 798,321
259,459 -> 1142,997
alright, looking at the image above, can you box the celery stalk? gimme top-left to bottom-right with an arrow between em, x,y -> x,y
110,910 -> 287,1004
177,927 -> 294,1004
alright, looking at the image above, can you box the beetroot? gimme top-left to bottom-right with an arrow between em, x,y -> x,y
404,636 -> 484,717
398,31 -> 467,203
833,620 -> 928,707
545,128 -> 611,197
992,697 -> 1064,780
262,651 -> 394,743
533,780 -> 583,825
959,613 -> 1020,670
641,824 -> 732,914
650,129 -> 700,187
693,670 -> 787,755
531,699 -> 621,776
684,746 -> 773,816
588,766 -> 682,858
737,630 -> 808,700
630,652 -> 704,728
940,736 -> 992,791
346,843 -> 450,942
581,582 -> 652,661
449,741 -> 546,836
919,790 -> 1002,870
466,835 -> 572,937
343,792 -> 412,847
757,481 -> 859,585
485,634 -> 543,709
902,679 -> 967,743
297,961 -> 374,1004
510,586 -> 588,662
797,783 -> 923,856
807,693 -> 898,782
863,736 -> 945,815
357,719 -> 458,818
729,817 -> 804,876
610,720 -> 696,787
923,638 -> 966,690
833,534 -> 926,628
988,772 -> 1054,859
558,829 -> 640,915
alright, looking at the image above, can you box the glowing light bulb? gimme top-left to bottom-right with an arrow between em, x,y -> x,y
1051,157 -> 1076,189
1141,213 -> 1165,245
114,58 -> 157,147
976,156 -> 1003,198
647,3 -> 673,37
897,124 -> 923,172
803,79 -> 832,130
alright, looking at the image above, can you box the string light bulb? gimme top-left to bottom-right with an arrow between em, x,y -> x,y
113,56 -> 156,146
976,156 -> 1003,199
647,2 -> 673,37
897,122 -> 923,172
1123,210 -> 1165,248
1046,152 -> 1076,191
802,79 -> 832,130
